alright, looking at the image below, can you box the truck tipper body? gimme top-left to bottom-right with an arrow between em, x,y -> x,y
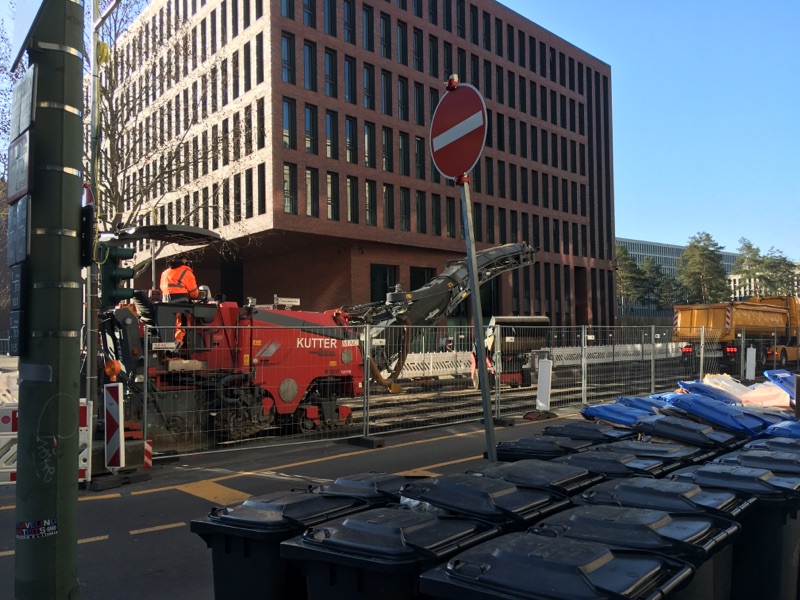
673,296 -> 800,367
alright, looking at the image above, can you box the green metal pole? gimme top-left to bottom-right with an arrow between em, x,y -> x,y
14,1 -> 84,598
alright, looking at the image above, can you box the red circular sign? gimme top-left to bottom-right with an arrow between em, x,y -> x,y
429,83 -> 488,179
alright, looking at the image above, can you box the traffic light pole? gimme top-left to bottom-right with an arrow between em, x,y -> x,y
14,1 -> 84,597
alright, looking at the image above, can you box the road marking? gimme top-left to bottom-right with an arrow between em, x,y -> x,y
0,549 -> 13,558
176,480 -> 251,506
130,522 -> 185,535
78,535 -> 109,544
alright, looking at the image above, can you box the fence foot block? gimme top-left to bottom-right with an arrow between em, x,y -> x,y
493,417 -> 515,427
349,436 -> 385,449
88,469 -> 152,491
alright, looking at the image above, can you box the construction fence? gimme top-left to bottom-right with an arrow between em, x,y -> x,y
118,322 -> 798,457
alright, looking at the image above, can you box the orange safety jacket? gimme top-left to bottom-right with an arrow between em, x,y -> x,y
159,265 -> 199,301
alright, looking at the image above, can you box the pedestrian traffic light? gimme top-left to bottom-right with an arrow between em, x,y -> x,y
99,243 -> 135,309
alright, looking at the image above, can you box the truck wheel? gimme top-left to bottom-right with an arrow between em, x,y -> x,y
780,350 -> 788,368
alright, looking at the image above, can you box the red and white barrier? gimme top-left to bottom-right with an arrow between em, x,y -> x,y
104,383 -> 125,470
143,439 -> 153,469
0,401 -> 91,485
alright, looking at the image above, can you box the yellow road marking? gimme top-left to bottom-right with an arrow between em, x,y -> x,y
80,493 -> 121,501
78,535 -> 109,544
394,469 -> 442,477
0,549 -> 13,557
130,522 -> 185,535
176,480 -> 252,506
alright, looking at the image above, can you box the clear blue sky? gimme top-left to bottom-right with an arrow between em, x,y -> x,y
503,0 -> 800,261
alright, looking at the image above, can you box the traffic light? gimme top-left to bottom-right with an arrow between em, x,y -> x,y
99,243 -> 135,309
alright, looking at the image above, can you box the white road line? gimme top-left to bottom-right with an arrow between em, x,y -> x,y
432,111 -> 483,151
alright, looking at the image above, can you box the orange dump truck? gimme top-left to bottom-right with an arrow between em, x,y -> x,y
673,296 -> 800,367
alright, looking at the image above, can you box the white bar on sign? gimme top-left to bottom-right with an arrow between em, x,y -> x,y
432,111 -> 483,151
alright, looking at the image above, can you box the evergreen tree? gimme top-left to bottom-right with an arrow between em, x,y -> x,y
676,232 -> 730,303
615,245 -> 645,316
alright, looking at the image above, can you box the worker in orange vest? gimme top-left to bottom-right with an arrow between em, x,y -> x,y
159,253 -> 199,347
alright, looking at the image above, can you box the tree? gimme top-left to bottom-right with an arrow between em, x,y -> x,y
760,248 -> 798,296
88,0 -> 249,272
732,238 -> 764,298
676,232 -> 730,303
614,245 -> 645,317
0,1 -> 27,325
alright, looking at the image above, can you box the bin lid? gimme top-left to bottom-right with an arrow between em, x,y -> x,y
200,489 -> 370,532
579,477 -> 757,520
531,504 -> 738,565
671,464 -> 800,502
746,436 -> 800,454
714,450 -> 800,475
764,421 -> 800,440
581,403 -> 652,427
471,459 -> 604,496
616,395 -> 670,414
279,506 -> 500,570
419,532 -> 694,600
552,449 -> 671,478
399,473 -> 569,525
633,414 -> 740,449
543,420 -> 636,442
678,380 -> 741,404
595,440 -> 714,465
496,435 -> 596,460
315,472 -> 408,502
665,394 -> 771,437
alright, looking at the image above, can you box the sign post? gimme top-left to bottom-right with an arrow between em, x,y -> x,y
430,75 -> 497,461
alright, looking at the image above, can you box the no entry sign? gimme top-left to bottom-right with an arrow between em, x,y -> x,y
430,82 -> 487,179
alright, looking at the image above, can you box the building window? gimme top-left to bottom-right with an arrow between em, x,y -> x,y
429,87 -> 439,119
382,126 -> 393,171
383,184 -> 395,228
400,187 -> 411,231
413,28 -> 423,71
363,63 -> 375,109
327,172 -> 340,220
344,56 -> 356,103
469,4 -> 478,44
446,196 -> 456,238
281,0 -> 294,19
303,0 -> 316,27
380,12 -> 391,59
413,82 -> 424,125
365,180 -> 377,225
283,163 -> 298,214
397,21 -> 408,65
304,104 -> 318,154
362,5 -> 374,51
399,132 -> 410,176
324,0 -> 336,35
431,193 -> 441,235
416,191 -> 427,233
428,35 -> 439,78
381,70 -> 392,115
414,136 -> 425,179
281,33 -> 295,84
325,110 -> 338,158
346,175 -> 359,223
324,48 -> 337,98
303,41 -> 317,91
343,0 -> 355,43
345,115 -> 357,163
364,121 -> 376,167
282,98 -> 296,148
428,0 -> 438,25
306,167 -> 319,217
397,77 -> 409,120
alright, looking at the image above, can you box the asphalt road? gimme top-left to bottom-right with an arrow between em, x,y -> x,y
1,410 -> 580,600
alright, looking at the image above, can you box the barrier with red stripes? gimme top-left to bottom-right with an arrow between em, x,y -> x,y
104,383 -> 125,470
1,401 -> 92,484
143,439 -> 153,469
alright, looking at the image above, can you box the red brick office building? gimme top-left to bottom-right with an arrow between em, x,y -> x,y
123,0 -> 615,326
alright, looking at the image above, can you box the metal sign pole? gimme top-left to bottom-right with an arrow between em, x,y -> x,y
459,177 -> 497,462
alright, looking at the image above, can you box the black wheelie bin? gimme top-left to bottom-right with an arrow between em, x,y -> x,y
495,434 -> 596,462
529,504 -> 740,600
280,505 -> 501,600
419,532 -> 695,599
190,472 -> 407,600
671,463 -> 800,600
471,457 -> 604,496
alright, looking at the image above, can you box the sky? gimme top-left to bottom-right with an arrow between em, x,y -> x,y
503,0 -> 800,261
